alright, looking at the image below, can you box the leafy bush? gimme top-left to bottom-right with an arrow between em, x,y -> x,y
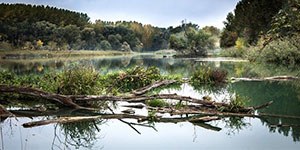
0,70 -> 17,85
191,67 -> 228,85
260,35 -> 300,65
58,66 -> 102,95
106,66 -> 162,93
220,47 -> 247,58
146,99 -> 169,107
228,95 -> 247,112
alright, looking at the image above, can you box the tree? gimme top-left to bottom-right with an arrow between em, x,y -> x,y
268,0 -> 300,38
220,0 -> 284,47
99,40 -> 112,50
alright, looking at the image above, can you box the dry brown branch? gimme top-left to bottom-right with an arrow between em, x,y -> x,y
132,80 -> 177,95
0,84 -> 83,109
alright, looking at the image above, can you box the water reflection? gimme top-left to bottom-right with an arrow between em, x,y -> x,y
1,55 -> 300,149
230,81 -> 300,142
2,54 -> 300,79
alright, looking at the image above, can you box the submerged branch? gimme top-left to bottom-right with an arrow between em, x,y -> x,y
22,114 -> 220,128
1,84 -> 271,114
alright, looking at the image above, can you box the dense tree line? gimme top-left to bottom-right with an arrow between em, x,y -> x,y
169,22 -> 219,56
220,0 -> 284,47
220,0 -> 300,65
0,3 -> 170,51
0,3 -> 218,55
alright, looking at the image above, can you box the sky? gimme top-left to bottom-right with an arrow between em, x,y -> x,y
0,0 -> 240,28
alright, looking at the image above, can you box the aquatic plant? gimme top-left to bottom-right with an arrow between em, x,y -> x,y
105,66 -> 162,93
58,66 -> 102,95
227,95 -> 248,112
190,67 -> 228,85
146,99 -> 169,107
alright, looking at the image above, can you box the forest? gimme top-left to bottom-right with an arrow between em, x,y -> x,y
0,3 -> 219,56
1,1 -> 300,149
220,0 -> 300,65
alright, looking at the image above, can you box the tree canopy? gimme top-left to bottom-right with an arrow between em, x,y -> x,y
0,3 -> 217,54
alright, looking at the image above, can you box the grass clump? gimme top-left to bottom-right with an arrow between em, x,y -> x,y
58,66 -> 102,95
146,99 -> 169,107
191,67 -> 228,85
105,66 -> 162,93
219,95 -> 248,113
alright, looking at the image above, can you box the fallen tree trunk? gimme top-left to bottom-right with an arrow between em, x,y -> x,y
231,76 -> 299,82
0,104 -> 14,120
152,106 -> 300,120
0,85 -> 271,113
0,84 -> 83,109
132,80 -> 177,95
73,94 -> 259,112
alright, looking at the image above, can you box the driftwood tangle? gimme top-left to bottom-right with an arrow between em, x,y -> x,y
0,79 -> 278,129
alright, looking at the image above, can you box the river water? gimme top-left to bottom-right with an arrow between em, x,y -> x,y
1,53 -> 300,149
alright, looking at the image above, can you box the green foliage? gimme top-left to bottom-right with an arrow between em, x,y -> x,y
268,0 -> 300,37
220,0 -> 284,46
0,4 -> 170,51
220,46 -> 247,58
170,24 -> 215,56
58,66 -> 102,95
260,35 -> 300,65
146,99 -> 169,107
175,101 -> 186,109
235,38 -> 246,50
191,67 -> 228,85
106,66 -> 162,93
220,31 -> 238,48
169,35 -> 187,50
227,95 -> 248,112
147,110 -> 158,122
202,26 -> 221,36
0,70 -> 17,85
99,40 -> 112,50
60,120 -> 102,149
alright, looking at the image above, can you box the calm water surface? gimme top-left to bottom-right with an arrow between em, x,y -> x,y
1,54 -> 300,149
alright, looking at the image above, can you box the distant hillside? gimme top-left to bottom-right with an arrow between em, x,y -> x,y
0,3 -> 218,55
0,3 -> 89,27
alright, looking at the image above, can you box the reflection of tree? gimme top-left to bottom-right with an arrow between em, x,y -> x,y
231,81 -> 300,141
53,119 -> 104,150
120,56 -> 133,67
191,83 -> 229,100
223,117 -> 250,135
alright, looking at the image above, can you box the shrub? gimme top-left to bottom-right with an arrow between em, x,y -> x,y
100,40 -> 112,50
235,38 -> 246,50
107,66 -> 162,93
146,99 -> 169,107
58,66 -> 102,95
0,41 -> 13,50
260,35 -> 300,65
220,47 -> 247,58
227,95 -> 248,112
191,67 -> 228,85
0,70 -> 17,85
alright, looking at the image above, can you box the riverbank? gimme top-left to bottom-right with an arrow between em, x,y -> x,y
0,50 -> 131,59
